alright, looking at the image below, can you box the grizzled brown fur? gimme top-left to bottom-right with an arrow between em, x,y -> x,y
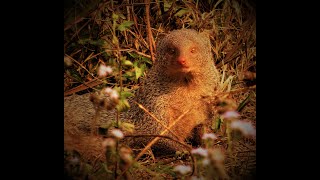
64,29 -> 220,156
125,29 -> 220,154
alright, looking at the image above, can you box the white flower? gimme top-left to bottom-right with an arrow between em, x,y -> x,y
202,133 -> 217,140
202,158 -> 210,166
231,120 -> 256,137
211,149 -> 225,162
173,165 -> 192,175
98,64 -> 112,77
103,87 -> 113,95
120,147 -> 133,163
221,110 -> 240,119
191,147 -> 208,157
64,55 -> 72,66
69,157 -> 79,164
111,129 -> 124,139
110,90 -> 119,100
102,138 -> 116,148
102,87 -> 119,100
121,153 -> 132,163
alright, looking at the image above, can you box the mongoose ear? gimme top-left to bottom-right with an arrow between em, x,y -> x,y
199,30 -> 210,38
199,30 -> 212,46
199,30 -> 211,40
155,32 -> 167,50
156,33 -> 167,43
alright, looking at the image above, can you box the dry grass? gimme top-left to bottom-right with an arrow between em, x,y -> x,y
64,0 -> 256,179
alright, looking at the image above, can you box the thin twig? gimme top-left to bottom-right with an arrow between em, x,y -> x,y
220,85 -> 256,96
117,105 -> 195,179
124,134 -> 192,150
145,0 -> 155,62
134,107 -> 191,162
133,100 -> 181,140
64,54 -> 96,79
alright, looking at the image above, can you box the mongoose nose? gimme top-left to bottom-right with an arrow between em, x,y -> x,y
177,57 -> 186,65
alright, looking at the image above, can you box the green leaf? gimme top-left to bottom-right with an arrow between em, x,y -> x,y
67,69 -> 82,82
118,13 -> 126,20
141,63 -> 147,72
123,60 -> 133,66
164,1 -> 173,11
88,39 -> 105,46
112,13 -> 119,21
102,163 -> 113,174
112,36 -> 119,45
99,122 -> 113,130
215,117 -> 222,130
141,57 -> 153,65
118,21 -> 134,31
124,71 -> 135,78
175,8 -> 189,17
121,91 -> 134,99
127,52 -> 138,58
237,92 -> 252,112
78,38 -> 90,45
120,122 -> 135,133
122,99 -> 130,108
84,163 -> 93,173
116,99 -> 130,112
134,65 -> 143,80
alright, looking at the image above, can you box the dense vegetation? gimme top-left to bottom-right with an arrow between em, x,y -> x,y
64,0 -> 256,179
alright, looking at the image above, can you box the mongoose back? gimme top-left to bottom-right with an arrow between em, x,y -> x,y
64,28 -> 220,156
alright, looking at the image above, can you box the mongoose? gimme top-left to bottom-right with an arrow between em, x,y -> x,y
125,29 -> 220,154
64,28 -> 220,156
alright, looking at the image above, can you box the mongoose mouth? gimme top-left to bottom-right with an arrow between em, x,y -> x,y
175,62 -> 190,69
167,65 -> 191,74
180,63 -> 190,68
178,66 -> 191,73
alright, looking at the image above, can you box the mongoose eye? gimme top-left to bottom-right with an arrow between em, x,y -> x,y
168,48 -> 175,55
190,48 -> 196,53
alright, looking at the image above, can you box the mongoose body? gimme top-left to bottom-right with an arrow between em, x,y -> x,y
126,29 -> 220,154
64,29 -> 220,156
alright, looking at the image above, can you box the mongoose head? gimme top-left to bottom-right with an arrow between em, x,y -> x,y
155,29 -> 213,77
